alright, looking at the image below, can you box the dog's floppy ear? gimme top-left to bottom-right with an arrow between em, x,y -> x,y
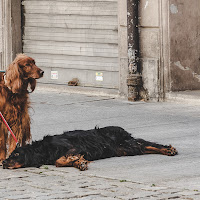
5,62 -> 22,93
28,78 -> 36,93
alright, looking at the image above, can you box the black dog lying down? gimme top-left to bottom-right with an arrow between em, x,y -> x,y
3,126 -> 178,170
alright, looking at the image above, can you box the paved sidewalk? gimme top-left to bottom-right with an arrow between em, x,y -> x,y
1,89 -> 200,200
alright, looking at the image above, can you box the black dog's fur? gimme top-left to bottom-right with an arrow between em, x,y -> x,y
3,126 -> 177,169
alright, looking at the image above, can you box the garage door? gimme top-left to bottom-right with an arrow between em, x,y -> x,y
22,0 -> 119,89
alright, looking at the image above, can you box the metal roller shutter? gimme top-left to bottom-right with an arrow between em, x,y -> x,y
22,0 -> 119,89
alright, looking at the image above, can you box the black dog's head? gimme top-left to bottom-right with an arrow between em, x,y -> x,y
2,148 -> 26,169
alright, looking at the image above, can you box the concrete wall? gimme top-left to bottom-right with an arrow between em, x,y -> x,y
169,0 -> 200,91
1,0 -> 199,100
140,0 -> 200,101
118,0 -> 128,96
22,0 -> 120,90
139,0 -> 161,100
0,0 -> 3,69
0,0 -> 22,70
0,0 -> 128,96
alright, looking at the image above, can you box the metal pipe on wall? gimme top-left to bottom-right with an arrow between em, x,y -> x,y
127,0 -> 145,101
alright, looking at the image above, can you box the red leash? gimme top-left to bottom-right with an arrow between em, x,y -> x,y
0,112 -> 19,146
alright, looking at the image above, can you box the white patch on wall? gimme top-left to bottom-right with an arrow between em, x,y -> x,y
144,0 -> 149,9
174,61 -> 200,82
96,72 -> 103,81
142,59 -> 159,100
170,4 -> 178,14
51,71 -> 58,79
192,72 -> 200,82
174,61 -> 190,71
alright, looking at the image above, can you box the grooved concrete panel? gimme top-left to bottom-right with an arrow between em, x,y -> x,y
39,66 -> 119,89
22,0 -> 119,89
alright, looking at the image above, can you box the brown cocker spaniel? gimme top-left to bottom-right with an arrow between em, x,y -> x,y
0,54 -> 44,162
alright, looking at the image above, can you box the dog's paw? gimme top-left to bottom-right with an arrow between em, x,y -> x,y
78,161 -> 88,171
165,145 -> 178,156
73,155 -> 89,171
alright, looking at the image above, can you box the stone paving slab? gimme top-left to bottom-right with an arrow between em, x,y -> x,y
1,90 -> 200,199
1,166 -> 200,199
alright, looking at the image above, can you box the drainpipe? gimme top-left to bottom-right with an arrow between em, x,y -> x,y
127,0 -> 144,101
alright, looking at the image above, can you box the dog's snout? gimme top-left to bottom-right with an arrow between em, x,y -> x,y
2,160 -> 8,169
40,70 -> 44,76
2,160 -> 6,165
